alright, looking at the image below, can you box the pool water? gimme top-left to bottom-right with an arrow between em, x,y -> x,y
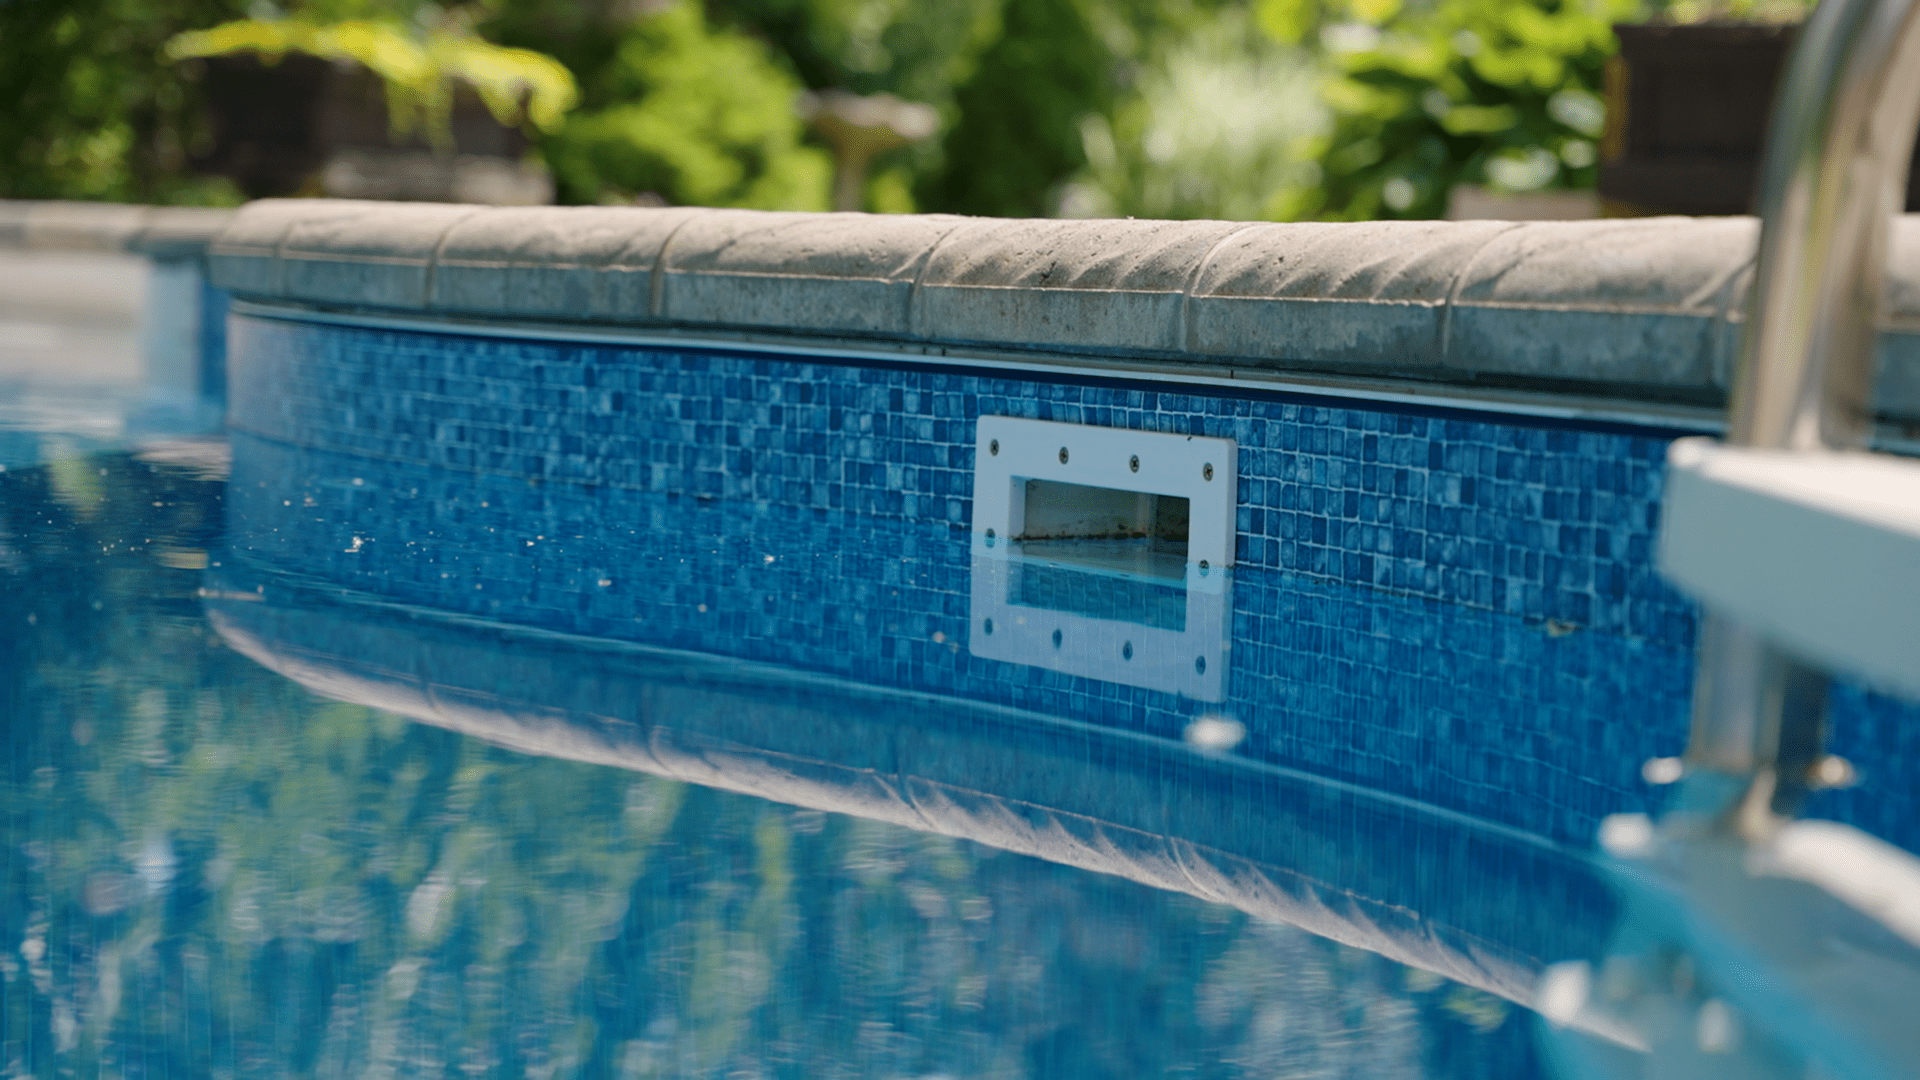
3,443 -> 1597,1078
3,332 -> 1917,1077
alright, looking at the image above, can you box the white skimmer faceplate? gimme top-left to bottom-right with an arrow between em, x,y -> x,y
968,417 -> 1238,701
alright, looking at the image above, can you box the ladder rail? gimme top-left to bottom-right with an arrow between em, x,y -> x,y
1681,0 -> 1920,827
1733,0 -> 1920,452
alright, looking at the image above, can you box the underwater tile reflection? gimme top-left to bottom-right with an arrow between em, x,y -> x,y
0,449 -> 1565,1078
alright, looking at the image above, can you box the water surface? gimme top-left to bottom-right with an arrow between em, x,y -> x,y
0,443 -> 1620,1078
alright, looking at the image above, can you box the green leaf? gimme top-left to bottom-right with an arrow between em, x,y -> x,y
165,17 -> 578,149
1439,103 -> 1519,135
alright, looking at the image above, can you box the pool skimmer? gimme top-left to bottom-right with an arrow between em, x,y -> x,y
968,417 -> 1237,701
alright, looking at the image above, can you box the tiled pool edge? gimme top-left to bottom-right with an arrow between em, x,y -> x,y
227,298 -> 1728,435
204,200 -> 1920,428
223,423 -> 1700,848
206,200 -> 1920,853
228,315 -> 1696,646
0,199 -> 232,256
215,328 -> 1920,854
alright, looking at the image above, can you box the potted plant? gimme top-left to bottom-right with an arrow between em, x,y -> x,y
1599,4 -> 1920,215
167,15 -> 576,202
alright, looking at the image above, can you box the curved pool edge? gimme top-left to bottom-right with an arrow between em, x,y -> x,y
202,567 -> 1624,1034
203,200 -> 1920,428
226,297 -> 1725,437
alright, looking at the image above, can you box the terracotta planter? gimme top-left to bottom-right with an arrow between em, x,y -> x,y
1600,22 -> 1920,215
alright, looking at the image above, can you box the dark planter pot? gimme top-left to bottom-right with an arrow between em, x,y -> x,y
315,66 -> 531,161
194,55 -> 535,200
1600,22 -> 1920,215
194,54 -> 333,199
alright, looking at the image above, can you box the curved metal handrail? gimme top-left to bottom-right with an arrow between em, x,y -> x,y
1684,0 -> 1920,827
1733,0 -> 1920,450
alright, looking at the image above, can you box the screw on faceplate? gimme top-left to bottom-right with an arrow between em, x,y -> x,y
984,528 -> 996,547
1198,560 -> 1210,576
1052,628 -> 1063,648
1812,755 -> 1858,789
1129,455 -> 1140,472
1122,641 -> 1134,660
1203,462 -> 1214,481
1059,446 -> 1070,464
1642,757 -> 1684,785
1195,656 -> 1207,674
989,439 -> 999,456
983,618 -> 994,635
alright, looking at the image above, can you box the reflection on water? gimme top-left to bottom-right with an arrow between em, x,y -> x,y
203,561 -> 1616,1012
0,449 -> 1560,1078
1009,551 -> 1190,630
968,551 -> 1230,701
8,440 -> 1920,1078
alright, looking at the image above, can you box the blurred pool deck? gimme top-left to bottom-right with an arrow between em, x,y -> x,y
0,246 -> 147,388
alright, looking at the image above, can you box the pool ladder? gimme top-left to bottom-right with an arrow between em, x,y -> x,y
1658,0 -> 1920,834
1536,6 -> 1920,1066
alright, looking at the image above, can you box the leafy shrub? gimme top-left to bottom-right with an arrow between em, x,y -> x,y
1260,0 -> 1626,219
541,2 -> 832,210
0,0 -> 249,203
914,0 -> 1114,217
1062,6 -> 1326,221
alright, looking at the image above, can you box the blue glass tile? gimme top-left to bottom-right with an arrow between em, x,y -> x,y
221,314 -> 1920,853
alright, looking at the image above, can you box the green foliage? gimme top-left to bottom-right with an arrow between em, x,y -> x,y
0,0 -> 249,203
0,0 -> 1815,218
0,450 -> 1527,1076
1267,0 -> 1632,220
541,2 -> 832,209
1655,0 -> 1813,21
712,0 -> 1256,217
715,0 -> 1003,109
714,0 -> 1260,218
916,0 -> 1112,217
164,16 -> 580,149
1063,7 -> 1326,220
705,0 -> 1002,214
476,0 -> 630,110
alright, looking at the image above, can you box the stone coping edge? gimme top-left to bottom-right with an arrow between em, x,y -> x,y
0,199 -> 236,257
229,297 -> 1731,435
183,199 -> 1920,419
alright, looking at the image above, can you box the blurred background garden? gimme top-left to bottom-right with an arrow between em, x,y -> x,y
0,0 -> 1818,224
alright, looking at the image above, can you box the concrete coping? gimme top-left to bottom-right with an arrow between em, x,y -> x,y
185,199 -> 1920,418
0,200 -> 237,258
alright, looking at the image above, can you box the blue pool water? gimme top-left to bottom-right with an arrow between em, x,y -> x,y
3,311 -> 1918,1076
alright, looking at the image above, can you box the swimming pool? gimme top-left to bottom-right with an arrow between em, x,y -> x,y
5,198 -> 1920,1078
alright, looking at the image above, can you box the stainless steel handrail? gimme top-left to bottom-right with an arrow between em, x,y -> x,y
1682,0 -> 1920,831
1734,0 -> 1920,451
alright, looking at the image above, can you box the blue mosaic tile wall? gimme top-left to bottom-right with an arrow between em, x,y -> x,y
223,431 -> 1692,849
222,313 -> 1920,853
228,315 -> 1695,649
200,279 -> 232,402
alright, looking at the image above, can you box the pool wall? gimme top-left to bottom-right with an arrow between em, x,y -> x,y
223,419 -> 1695,847
0,199 -> 234,412
201,201 -> 1920,851
228,316 -> 1691,644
